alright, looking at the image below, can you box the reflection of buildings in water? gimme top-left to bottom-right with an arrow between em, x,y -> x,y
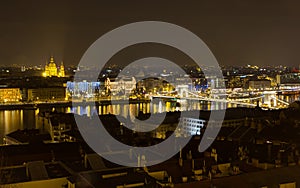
277,94 -> 299,104
108,105 -> 114,114
2,91 -> 300,143
129,104 -> 136,122
121,104 -> 127,117
0,110 -> 39,144
158,101 -> 163,113
22,110 -> 36,130
67,101 -> 216,117
144,103 -> 150,114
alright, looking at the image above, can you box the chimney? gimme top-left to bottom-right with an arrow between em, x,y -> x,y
180,148 -> 182,158
192,159 -> 195,171
187,150 -> 192,160
179,158 -> 183,167
179,148 -> 183,167
84,154 -> 88,168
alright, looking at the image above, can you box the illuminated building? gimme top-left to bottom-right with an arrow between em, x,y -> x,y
106,77 -> 136,96
43,56 -> 65,77
59,62 -> 65,77
208,77 -> 226,89
248,79 -> 271,90
24,87 -> 66,102
66,81 -> 100,98
0,88 -> 22,102
176,117 -> 205,137
276,73 -> 300,85
176,85 -> 190,97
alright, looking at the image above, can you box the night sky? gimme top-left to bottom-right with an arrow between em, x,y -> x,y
1,0 -> 300,67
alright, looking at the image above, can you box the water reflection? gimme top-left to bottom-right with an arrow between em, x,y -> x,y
1,94 -> 299,144
0,110 -> 36,144
0,101 -> 216,143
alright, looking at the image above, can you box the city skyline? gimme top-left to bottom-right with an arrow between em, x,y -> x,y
1,0 -> 300,67
3,1 -> 300,188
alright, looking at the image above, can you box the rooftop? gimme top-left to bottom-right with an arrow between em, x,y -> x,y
0,161 -> 71,185
177,165 -> 300,188
5,129 -> 51,144
71,168 -> 156,188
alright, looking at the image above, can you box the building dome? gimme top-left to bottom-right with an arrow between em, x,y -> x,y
48,57 -> 56,67
43,56 -> 65,77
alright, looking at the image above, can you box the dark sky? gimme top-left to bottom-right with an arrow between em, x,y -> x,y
1,0 -> 300,67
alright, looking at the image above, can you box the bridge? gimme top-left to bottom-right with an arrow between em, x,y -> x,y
150,88 -> 296,109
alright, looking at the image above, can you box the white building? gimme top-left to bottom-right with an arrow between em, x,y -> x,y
66,81 -> 100,98
176,117 -> 205,137
105,77 -> 136,96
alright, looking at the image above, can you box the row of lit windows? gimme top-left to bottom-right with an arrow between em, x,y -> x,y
182,118 -> 205,124
183,123 -> 202,128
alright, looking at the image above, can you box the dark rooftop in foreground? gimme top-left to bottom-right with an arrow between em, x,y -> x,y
5,129 -> 51,144
0,161 -> 71,185
70,168 -> 156,188
178,165 -> 300,188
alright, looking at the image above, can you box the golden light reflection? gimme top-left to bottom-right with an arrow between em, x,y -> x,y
86,106 -> 91,117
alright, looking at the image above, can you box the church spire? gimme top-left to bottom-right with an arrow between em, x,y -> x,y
59,61 -> 65,77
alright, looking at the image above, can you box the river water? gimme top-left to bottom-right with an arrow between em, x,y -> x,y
0,93 -> 299,144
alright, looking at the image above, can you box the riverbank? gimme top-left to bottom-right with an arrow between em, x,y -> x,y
0,99 -> 152,110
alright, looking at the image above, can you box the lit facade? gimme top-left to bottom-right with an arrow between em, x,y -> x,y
206,76 -> 226,89
66,81 -> 100,98
25,87 -> 66,101
176,117 -> 205,137
43,56 -> 65,77
59,62 -> 65,77
248,79 -> 271,90
176,85 -> 189,97
106,77 -> 136,96
276,73 -> 300,84
0,88 -> 21,102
